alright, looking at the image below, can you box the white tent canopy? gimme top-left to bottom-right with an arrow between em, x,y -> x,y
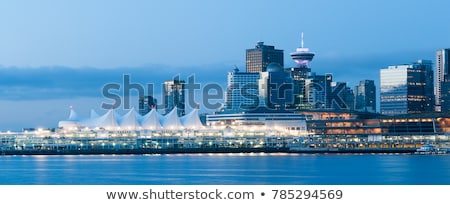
58,107 -> 203,131
161,107 -> 182,129
141,109 -> 162,130
68,108 -> 81,121
95,109 -> 119,129
119,107 -> 140,129
180,109 -> 204,129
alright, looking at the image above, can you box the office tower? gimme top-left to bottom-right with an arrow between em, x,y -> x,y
138,96 -> 157,116
330,82 -> 354,111
380,60 -> 434,115
258,63 -> 294,110
435,48 -> 450,112
441,82 -> 450,112
305,73 -> 332,109
163,79 -> 185,116
289,33 -> 315,110
246,41 -> 284,73
344,86 -> 355,111
225,67 -> 260,112
354,80 -> 376,112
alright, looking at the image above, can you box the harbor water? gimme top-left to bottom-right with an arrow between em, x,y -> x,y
1,153 -> 450,185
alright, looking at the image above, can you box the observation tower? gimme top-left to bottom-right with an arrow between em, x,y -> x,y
290,32 -> 315,68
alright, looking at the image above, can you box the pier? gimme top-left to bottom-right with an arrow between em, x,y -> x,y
1,131 -> 448,155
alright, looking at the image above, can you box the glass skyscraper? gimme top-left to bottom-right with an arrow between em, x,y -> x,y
305,73 -> 332,109
354,80 -> 376,112
380,60 -> 434,115
330,82 -> 354,111
246,41 -> 284,73
163,79 -> 185,116
225,67 -> 260,112
138,95 -> 157,116
258,63 -> 294,110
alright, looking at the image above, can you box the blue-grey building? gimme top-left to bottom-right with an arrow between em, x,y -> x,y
259,63 -> 294,110
138,95 -> 157,116
305,73 -> 333,109
330,82 -> 354,111
354,80 -> 376,112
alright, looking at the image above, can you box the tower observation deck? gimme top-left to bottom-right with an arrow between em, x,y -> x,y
290,32 -> 315,68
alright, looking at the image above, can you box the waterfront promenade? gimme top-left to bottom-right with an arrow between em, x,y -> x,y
1,131 -> 446,155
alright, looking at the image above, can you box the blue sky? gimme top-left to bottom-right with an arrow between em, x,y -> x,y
1,0 -> 450,130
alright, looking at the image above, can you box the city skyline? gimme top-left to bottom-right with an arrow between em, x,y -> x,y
1,0 -> 450,130
0,38 -> 441,130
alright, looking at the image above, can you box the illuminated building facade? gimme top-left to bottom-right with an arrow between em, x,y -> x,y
380,60 -> 434,115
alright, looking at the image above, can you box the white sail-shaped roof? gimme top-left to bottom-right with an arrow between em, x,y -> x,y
58,108 -> 82,128
162,107 -> 182,129
120,108 -> 140,129
180,109 -> 204,129
141,109 -> 162,130
59,107 -> 207,131
90,109 -> 99,119
96,109 -> 119,129
68,108 -> 81,121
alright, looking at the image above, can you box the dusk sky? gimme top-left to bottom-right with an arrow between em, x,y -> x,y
1,0 -> 450,130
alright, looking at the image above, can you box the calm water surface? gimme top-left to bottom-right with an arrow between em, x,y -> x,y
1,153 -> 449,185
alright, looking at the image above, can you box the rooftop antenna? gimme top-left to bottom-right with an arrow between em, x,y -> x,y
301,32 -> 304,48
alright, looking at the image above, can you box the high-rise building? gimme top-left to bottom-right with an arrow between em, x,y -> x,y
289,33 -> 315,110
344,86 -> 355,111
435,48 -> 450,112
380,60 -> 434,115
258,63 -> 294,110
246,41 -> 284,73
330,82 -> 354,111
354,80 -> 376,112
305,73 -> 332,109
138,96 -> 157,116
441,81 -> 450,112
163,79 -> 185,116
225,67 -> 260,112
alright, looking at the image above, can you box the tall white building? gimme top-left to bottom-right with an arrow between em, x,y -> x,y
435,48 -> 450,112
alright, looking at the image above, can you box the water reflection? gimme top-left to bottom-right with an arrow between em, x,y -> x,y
0,154 -> 449,185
